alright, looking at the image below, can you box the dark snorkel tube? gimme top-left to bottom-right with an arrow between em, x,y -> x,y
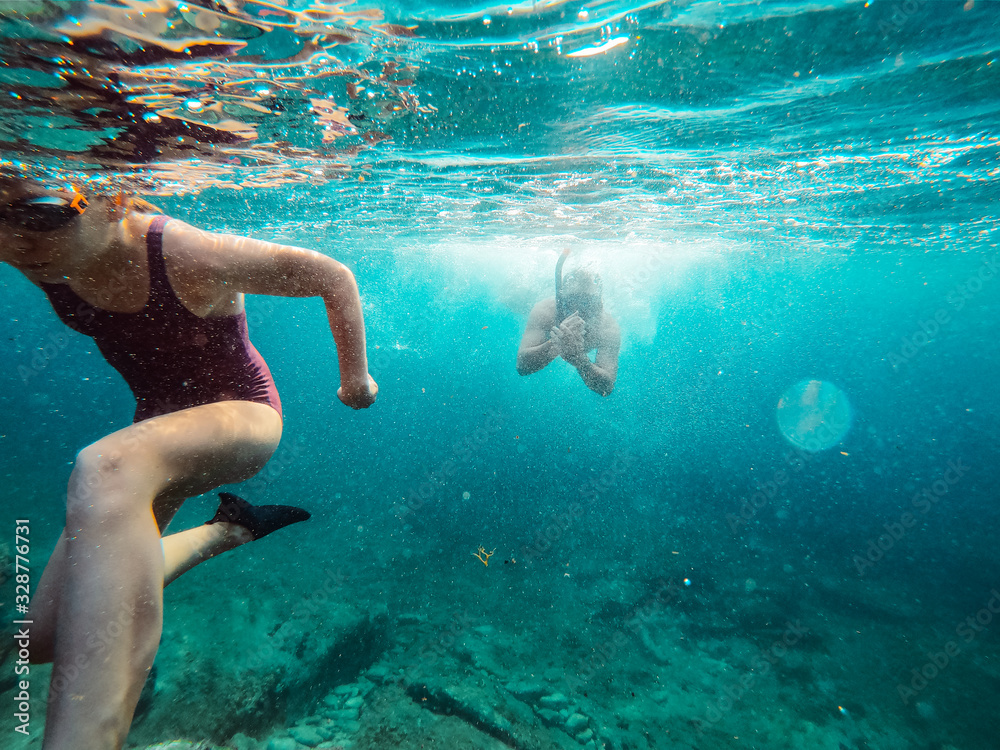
555,247 -> 571,323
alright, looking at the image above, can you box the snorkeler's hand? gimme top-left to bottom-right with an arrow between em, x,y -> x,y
548,326 -> 563,357
554,313 -> 587,366
338,374 -> 378,409
558,311 -> 586,336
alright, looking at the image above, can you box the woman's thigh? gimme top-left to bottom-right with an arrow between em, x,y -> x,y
76,400 -> 283,514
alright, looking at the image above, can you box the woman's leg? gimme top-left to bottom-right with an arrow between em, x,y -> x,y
41,400 -> 282,750
161,522 -> 252,585
30,521 -> 253,663
28,531 -> 69,663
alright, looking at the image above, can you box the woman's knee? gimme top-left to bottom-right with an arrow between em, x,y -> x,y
66,440 -> 155,526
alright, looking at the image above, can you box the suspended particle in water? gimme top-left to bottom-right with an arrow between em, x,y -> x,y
462,491 -> 471,500
776,379 -> 852,452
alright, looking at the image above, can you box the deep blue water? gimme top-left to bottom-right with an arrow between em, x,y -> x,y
1,1 -> 999,748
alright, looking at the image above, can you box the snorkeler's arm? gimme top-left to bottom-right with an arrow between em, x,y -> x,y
575,315 -> 619,396
517,299 -> 560,375
177,224 -> 376,408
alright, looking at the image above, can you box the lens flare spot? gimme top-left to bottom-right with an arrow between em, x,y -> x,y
776,379 -> 852,452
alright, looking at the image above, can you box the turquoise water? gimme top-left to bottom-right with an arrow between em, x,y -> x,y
1,1 -> 999,749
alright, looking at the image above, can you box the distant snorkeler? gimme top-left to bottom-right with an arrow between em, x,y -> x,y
516,250 -> 620,396
0,177 -> 377,750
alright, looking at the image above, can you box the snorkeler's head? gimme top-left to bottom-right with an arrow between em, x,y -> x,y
561,267 -> 603,319
0,177 -> 89,232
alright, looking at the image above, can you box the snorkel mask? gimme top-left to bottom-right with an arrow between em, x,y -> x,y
560,268 -> 604,320
0,189 -> 89,232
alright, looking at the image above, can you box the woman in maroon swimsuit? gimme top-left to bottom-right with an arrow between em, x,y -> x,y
0,179 -> 377,750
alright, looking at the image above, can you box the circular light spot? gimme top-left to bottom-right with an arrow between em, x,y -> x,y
776,379 -> 852,452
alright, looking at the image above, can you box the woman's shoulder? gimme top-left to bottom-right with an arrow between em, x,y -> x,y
124,210 -> 169,244
128,211 -> 208,253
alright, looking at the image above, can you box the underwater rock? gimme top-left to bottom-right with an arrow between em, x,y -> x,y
505,680 -> 548,701
319,679 -> 370,724
265,738 -> 296,750
228,733 -> 261,750
338,719 -> 362,734
289,725 -> 324,747
539,692 -> 569,710
536,708 -> 562,727
565,713 -> 588,732
575,728 -> 594,744
128,604 -> 389,745
344,695 -> 364,709
325,707 -> 359,722
407,679 -> 518,746
406,675 -> 578,750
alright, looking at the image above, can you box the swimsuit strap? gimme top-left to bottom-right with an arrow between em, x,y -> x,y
144,215 -> 182,309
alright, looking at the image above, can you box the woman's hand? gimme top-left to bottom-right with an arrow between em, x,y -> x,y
337,374 -> 378,409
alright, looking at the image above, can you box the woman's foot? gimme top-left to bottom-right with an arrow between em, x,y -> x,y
206,492 -> 311,541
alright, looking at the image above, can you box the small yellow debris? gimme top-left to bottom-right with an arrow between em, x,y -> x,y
472,546 -> 495,566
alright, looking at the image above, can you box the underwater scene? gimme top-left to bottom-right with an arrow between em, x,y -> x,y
1,1 -> 999,749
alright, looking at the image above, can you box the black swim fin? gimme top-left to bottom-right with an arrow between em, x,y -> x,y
206,492 -> 311,541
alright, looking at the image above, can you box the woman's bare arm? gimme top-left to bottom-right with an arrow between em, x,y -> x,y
172,222 -> 376,408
